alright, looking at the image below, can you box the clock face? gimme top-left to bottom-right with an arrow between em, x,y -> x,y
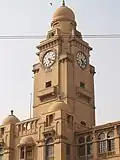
42,51 -> 56,68
76,52 -> 88,69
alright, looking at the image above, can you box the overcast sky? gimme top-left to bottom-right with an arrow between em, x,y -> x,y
0,0 -> 120,125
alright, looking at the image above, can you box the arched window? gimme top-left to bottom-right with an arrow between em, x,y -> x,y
46,138 -> 54,160
0,145 -> 4,160
98,131 -> 115,154
19,136 -> 35,160
98,133 -> 106,153
77,135 -> 93,158
107,131 -> 115,151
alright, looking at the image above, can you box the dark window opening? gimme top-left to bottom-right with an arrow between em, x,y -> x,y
49,114 -> 54,125
46,114 -> 54,127
87,144 -> 92,155
78,145 -> 85,156
46,81 -> 51,88
107,139 -> 114,151
26,146 -> 33,159
67,115 -> 71,124
79,137 -> 85,144
20,146 -> 24,159
80,82 -> 85,88
66,144 -> 70,160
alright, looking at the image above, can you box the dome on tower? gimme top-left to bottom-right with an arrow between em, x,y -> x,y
2,110 -> 20,125
52,5 -> 75,22
49,100 -> 71,112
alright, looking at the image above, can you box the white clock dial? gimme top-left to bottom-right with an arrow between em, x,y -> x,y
76,52 -> 88,69
42,51 -> 56,68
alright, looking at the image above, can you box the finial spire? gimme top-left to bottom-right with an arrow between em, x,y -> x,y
11,110 -> 14,115
62,0 -> 65,6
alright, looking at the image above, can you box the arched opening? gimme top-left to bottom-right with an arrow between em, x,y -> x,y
77,135 -> 93,158
77,136 -> 85,157
98,133 -> 106,153
107,131 -> 115,151
19,136 -> 35,160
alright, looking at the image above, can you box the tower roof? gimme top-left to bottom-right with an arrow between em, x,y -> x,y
52,2 -> 75,22
2,110 -> 20,125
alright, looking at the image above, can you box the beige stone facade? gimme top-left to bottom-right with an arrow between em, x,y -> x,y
0,1 -> 119,160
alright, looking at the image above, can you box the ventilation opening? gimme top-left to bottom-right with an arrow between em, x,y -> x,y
80,121 -> 86,126
45,81 -> 51,88
80,82 -> 85,88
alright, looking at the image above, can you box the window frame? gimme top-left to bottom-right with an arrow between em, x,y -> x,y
98,131 -> 115,154
46,138 -> 54,160
45,81 -> 52,88
20,145 -> 34,160
80,82 -> 85,88
77,135 -> 92,158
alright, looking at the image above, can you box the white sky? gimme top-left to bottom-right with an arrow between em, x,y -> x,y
0,0 -> 120,125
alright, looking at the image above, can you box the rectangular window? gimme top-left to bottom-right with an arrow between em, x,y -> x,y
67,115 -> 71,124
47,145 -> 54,157
87,143 -> 92,155
46,114 -> 54,127
107,139 -> 115,151
66,115 -> 73,128
78,145 -> 85,156
26,146 -> 33,159
46,116 -> 49,127
80,82 -> 85,88
0,146 -> 4,160
20,146 -> 24,159
66,144 -> 70,160
46,81 -> 51,88
49,114 -> 54,125
99,140 -> 107,153
1,128 -> 4,136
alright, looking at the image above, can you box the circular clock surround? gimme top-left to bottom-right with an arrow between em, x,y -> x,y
42,51 -> 56,68
76,52 -> 88,69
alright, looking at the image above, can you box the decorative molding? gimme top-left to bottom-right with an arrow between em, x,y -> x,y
43,128 -> 55,138
69,38 -> 92,53
76,87 -> 92,105
59,56 -> 73,64
32,63 -> 40,74
98,151 -> 116,158
90,65 -> 96,75
55,135 -> 68,140
36,37 -> 61,55
38,86 -> 57,102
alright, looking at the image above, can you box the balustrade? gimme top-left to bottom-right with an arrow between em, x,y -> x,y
16,118 -> 40,136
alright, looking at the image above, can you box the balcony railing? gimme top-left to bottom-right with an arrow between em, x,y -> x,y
98,150 -> 116,158
79,154 -> 93,160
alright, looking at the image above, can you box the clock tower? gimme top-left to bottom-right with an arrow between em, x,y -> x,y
32,1 -> 96,127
